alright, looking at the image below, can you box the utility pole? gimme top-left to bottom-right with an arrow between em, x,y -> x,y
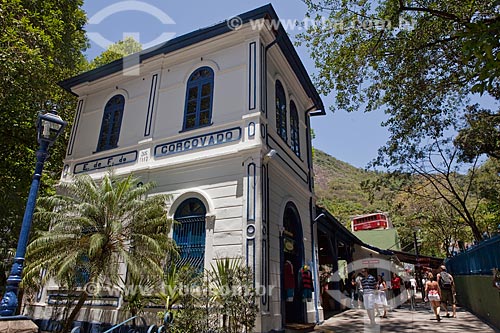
413,230 -> 422,295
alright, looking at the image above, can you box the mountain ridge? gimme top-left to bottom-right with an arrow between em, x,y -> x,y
313,149 -> 388,226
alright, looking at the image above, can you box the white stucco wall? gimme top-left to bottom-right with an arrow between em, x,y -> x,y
45,21 -> 322,333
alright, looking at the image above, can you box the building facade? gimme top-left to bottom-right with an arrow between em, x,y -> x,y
32,5 -> 327,332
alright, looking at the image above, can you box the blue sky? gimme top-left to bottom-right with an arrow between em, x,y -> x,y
82,0 -> 390,169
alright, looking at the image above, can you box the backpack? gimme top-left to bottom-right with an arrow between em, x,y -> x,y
439,271 -> 453,290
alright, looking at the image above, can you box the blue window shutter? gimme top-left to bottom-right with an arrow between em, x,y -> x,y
275,80 -> 287,142
97,95 -> 125,152
183,67 -> 214,130
290,101 -> 300,157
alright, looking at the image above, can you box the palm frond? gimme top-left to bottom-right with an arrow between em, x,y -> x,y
26,171 -> 173,312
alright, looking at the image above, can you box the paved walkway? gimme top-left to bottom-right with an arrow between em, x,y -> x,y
315,301 -> 499,333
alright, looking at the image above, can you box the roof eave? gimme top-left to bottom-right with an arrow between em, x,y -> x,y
59,4 -> 324,113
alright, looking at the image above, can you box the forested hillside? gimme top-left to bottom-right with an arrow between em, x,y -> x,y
312,149 -> 500,257
313,149 -> 389,228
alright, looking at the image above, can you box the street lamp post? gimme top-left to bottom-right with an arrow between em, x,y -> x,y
0,109 -> 66,317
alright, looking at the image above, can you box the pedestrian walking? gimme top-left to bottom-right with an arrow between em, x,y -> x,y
437,265 -> 457,318
391,272 -> 402,308
355,272 -> 364,309
425,272 -> 442,322
409,275 -> 417,310
360,268 -> 377,326
375,275 -> 388,318
348,273 -> 357,308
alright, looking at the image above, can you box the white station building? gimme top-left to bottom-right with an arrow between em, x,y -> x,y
32,5 -> 343,332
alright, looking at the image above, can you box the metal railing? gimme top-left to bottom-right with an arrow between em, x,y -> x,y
68,313 -> 175,333
446,236 -> 500,275
102,316 -> 147,333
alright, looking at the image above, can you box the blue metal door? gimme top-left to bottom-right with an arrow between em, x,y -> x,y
173,198 -> 206,270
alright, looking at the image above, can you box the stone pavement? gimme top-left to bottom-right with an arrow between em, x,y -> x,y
315,301 -> 500,333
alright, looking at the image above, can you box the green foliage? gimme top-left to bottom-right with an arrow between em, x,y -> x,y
0,0 -> 87,283
25,173 -> 174,332
87,37 -> 142,70
472,158 -> 500,234
313,149 -> 390,225
157,265 -> 182,314
120,275 -> 161,321
298,0 -> 500,174
208,258 -> 258,332
162,266 -> 208,333
313,148 -> 500,254
363,139 -> 485,242
391,190 -> 472,257
158,259 -> 258,333
460,14 -> 500,97
455,107 -> 500,161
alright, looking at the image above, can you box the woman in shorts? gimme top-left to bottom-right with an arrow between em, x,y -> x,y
425,273 -> 442,322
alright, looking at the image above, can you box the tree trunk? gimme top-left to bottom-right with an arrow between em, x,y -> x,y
60,291 -> 88,333
469,221 -> 483,242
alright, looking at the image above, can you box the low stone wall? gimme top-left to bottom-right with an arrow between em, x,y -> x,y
454,275 -> 500,330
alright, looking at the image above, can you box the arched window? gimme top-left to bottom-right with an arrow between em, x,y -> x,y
290,101 -> 300,157
173,198 -> 207,270
183,67 -> 214,130
275,80 -> 287,142
97,95 -> 125,152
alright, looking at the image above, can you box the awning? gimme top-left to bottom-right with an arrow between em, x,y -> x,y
391,250 -> 444,269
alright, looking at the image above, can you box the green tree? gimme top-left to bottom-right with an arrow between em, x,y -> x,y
119,275 -> 161,327
392,188 -> 471,257
298,1 -> 499,160
87,36 -> 143,70
25,173 -> 174,333
0,0 -> 87,281
158,265 -> 208,333
208,258 -> 258,333
365,138 -> 485,240
162,259 -> 258,333
454,106 -> 500,161
472,158 -> 500,234
300,0 -> 499,239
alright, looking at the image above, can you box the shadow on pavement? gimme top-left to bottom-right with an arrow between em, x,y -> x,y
316,302 -> 500,333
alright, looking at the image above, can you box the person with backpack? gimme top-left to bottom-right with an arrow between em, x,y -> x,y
437,265 -> 457,318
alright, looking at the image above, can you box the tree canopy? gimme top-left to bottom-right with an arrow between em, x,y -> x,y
87,36 -> 142,69
298,0 -> 499,162
0,3 -> 143,284
0,0 -> 87,274
299,0 -> 500,240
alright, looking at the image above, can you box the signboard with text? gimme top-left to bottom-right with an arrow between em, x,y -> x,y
154,127 -> 241,159
74,151 -> 138,174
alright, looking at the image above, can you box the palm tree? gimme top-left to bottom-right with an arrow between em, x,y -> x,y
156,264 -> 181,327
120,275 -> 161,328
24,173 -> 175,333
208,258 -> 257,332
